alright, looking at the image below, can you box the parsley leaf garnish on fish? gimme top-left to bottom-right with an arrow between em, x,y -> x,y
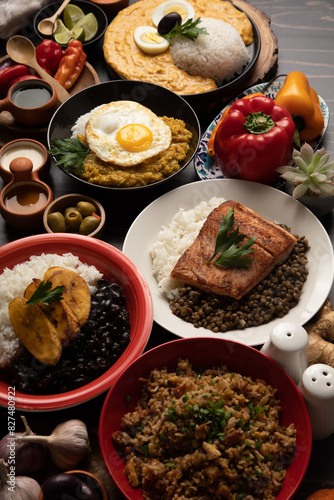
207,207 -> 256,268
26,280 -> 64,306
162,18 -> 208,41
48,138 -> 90,175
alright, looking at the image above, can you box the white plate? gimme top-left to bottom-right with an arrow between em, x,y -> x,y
123,179 -> 334,346
195,82 -> 330,181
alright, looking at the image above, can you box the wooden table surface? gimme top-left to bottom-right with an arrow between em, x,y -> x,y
0,0 -> 334,498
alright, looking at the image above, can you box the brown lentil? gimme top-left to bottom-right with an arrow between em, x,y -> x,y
169,235 -> 309,333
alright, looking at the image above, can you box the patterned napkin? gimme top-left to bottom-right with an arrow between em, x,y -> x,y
0,0 -> 51,39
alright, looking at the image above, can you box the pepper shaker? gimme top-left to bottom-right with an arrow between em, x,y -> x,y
260,322 -> 308,384
299,363 -> 334,440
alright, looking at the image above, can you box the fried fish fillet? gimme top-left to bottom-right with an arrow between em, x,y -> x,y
170,200 -> 297,300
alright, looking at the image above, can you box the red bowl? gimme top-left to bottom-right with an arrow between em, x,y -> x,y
99,337 -> 312,500
0,233 -> 153,411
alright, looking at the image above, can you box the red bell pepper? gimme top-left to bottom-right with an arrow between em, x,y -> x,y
0,64 -> 31,97
214,95 -> 295,185
36,40 -> 63,76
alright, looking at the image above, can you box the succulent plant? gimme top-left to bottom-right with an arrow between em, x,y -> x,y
276,143 -> 334,199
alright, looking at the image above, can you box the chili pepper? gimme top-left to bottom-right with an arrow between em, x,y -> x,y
208,92 -> 264,156
0,65 -> 31,97
214,95 -> 295,185
54,40 -> 86,90
274,71 -> 324,143
36,40 -> 63,76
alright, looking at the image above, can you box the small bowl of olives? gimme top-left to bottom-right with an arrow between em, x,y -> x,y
43,193 -> 105,238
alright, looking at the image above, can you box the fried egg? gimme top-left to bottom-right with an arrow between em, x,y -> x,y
85,101 -> 172,167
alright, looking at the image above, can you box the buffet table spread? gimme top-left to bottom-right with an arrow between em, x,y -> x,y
0,0 -> 334,498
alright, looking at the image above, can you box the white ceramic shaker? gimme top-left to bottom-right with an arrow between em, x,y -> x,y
299,363 -> 334,440
260,322 -> 308,384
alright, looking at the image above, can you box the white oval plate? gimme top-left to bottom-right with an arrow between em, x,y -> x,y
123,179 -> 334,347
195,82 -> 330,181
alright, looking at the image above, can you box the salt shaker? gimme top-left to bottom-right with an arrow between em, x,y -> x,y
260,322 -> 308,384
299,363 -> 334,440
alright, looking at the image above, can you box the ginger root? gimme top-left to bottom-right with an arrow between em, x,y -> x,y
305,299 -> 334,368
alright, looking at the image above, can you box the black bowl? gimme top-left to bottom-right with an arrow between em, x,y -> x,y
47,80 -> 201,191
34,0 -> 108,48
105,6 -> 261,119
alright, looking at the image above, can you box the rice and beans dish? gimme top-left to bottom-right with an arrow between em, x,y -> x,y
0,253 -> 131,394
112,358 -> 297,499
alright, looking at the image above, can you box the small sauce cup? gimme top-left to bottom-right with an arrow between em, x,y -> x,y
0,78 -> 58,127
0,156 -> 53,229
0,139 -> 50,184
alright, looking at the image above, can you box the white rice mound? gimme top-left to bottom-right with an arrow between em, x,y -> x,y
170,18 -> 250,86
0,253 -> 103,368
150,197 -> 225,299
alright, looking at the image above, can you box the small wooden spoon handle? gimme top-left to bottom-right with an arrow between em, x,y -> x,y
49,0 -> 72,24
30,61 -> 70,103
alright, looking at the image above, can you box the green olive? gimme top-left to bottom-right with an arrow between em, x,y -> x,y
79,215 -> 101,235
76,201 -> 97,218
47,212 -> 67,233
65,210 -> 83,232
64,206 -> 77,217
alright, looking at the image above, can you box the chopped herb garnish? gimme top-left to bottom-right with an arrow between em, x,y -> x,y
125,395 -> 131,403
207,207 -> 256,268
161,17 -> 208,41
48,138 -> 90,175
26,280 -> 64,306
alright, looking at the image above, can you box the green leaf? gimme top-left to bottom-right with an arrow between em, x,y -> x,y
26,280 -> 64,306
162,18 -> 208,41
48,138 -> 90,175
207,207 -> 256,268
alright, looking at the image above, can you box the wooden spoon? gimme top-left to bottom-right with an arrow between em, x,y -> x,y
6,36 -> 70,103
37,0 -> 72,36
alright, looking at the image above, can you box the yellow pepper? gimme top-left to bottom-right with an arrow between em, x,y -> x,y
274,71 -> 324,142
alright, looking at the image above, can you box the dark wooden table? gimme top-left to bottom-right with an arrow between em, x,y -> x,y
0,0 -> 334,497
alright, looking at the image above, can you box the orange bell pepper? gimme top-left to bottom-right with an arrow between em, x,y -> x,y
274,71 -> 324,142
54,40 -> 86,90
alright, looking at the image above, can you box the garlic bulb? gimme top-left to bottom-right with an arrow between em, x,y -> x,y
16,419 -> 91,469
0,459 -> 41,500
0,416 -> 47,474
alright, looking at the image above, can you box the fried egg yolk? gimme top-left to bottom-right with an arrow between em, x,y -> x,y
116,123 -> 153,152
85,100 -> 172,167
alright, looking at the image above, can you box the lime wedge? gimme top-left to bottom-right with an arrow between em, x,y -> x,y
73,12 -> 98,42
63,4 -> 85,30
54,21 -> 85,45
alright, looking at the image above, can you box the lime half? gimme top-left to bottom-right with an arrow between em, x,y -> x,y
73,12 -> 98,41
63,4 -> 85,30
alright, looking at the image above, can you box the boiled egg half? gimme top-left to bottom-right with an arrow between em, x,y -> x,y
152,0 -> 195,27
85,101 -> 172,167
134,26 -> 170,54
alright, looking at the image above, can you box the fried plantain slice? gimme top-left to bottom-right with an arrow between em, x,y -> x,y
43,267 -> 91,326
23,279 -> 80,346
8,297 -> 62,366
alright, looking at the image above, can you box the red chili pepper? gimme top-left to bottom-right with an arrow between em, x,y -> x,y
214,95 -> 296,185
36,40 -> 63,76
0,65 -> 31,97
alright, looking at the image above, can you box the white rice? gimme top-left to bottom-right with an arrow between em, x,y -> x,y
170,18 -> 250,85
150,197 -> 225,298
0,253 -> 103,368
71,104 -> 106,137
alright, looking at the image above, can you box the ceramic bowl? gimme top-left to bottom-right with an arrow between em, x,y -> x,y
43,193 -> 106,238
0,233 -> 153,411
47,80 -> 200,191
39,470 -> 109,500
34,0 -> 108,48
0,139 -> 50,184
99,337 -> 312,500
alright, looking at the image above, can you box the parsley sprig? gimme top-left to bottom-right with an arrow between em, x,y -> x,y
207,207 -> 256,268
26,280 -> 64,306
162,18 -> 208,41
48,138 -> 90,175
